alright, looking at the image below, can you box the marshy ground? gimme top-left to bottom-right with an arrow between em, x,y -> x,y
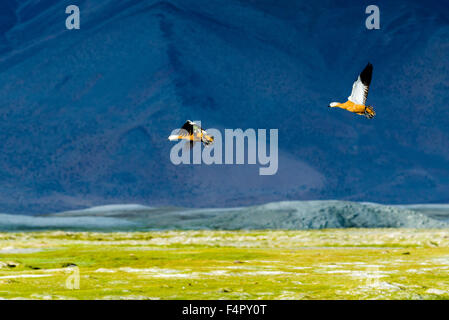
1,229 -> 449,299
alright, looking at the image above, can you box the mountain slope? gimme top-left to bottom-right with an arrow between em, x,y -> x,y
0,0 -> 447,213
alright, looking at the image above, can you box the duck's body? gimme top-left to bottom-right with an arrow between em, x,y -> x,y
329,63 -> 375,119
331,100 -> 373,116
168,120 -> 214,147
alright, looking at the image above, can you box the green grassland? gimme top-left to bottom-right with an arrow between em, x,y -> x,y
1,229 -> 449,300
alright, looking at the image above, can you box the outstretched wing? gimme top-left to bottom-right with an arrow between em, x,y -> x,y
168,120 -> 199,141
179,120 -> 194,136
348,63 -> 373,105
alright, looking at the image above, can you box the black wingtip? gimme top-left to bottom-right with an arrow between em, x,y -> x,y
360,63 -> 373,86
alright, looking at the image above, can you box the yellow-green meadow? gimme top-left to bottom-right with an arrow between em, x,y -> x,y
1,229 -> 449,300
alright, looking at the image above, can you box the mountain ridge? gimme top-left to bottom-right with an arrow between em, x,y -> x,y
0,0 -> 448,213
0,200 -> 440,231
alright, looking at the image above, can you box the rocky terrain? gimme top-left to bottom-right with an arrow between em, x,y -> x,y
0,201 -> 446,231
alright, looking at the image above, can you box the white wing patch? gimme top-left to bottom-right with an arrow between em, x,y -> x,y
348,76 -> 369,105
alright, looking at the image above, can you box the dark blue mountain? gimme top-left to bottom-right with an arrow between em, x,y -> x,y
0,0 -> 448,213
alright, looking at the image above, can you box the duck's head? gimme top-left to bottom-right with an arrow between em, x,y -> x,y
202,134 -> 214,146
364,105 -> 376,119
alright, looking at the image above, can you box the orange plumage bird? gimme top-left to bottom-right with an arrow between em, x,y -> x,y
168,120 -> 214,147
328,63 -> 376,119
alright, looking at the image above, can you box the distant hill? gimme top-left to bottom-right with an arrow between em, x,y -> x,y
397,204 -> 449,222
0,201 -> 445,231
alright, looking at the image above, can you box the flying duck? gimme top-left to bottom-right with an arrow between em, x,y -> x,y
168,120 -> 214,147
328,63 -> 375,119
